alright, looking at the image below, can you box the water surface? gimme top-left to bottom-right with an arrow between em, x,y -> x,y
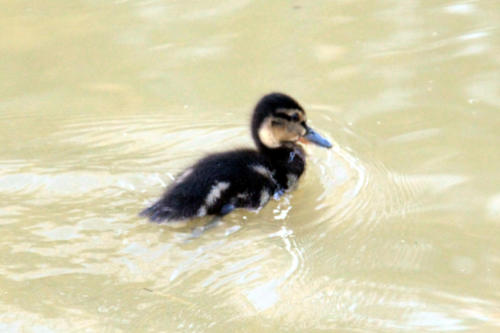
1,0 -> 500,331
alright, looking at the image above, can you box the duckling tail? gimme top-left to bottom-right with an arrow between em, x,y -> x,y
140,201 -> 178,222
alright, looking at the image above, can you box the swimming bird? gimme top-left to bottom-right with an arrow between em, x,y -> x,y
140,92 -> 331,223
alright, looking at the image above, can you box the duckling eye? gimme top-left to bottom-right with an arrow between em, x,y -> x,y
291,113 -> 300,122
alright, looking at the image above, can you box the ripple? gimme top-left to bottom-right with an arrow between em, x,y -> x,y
486,193 -> 500,221
445,3 -> 476,15
1,102 -> 495,332
307,137 -> 469,240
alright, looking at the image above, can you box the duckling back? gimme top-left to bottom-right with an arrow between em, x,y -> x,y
140,93 -> 331,223
140,149 -> 281,222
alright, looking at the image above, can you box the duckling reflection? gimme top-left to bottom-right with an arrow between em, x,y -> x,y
141,93 -> 331,224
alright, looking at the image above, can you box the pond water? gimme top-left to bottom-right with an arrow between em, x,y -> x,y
1,0 -> 499,331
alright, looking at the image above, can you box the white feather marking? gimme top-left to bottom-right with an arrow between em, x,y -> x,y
286,174 -> 298,189
205,181 -> 230,207
259,189 -> 270,207
237,192 -> 249,200
175,168 -> 193,183
197,205 -> 207,217
251,165 -> 273,179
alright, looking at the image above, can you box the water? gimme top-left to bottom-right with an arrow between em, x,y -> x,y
1,0 -> 500,331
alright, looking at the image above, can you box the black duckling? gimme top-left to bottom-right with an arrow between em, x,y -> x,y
140,92 -> 332,223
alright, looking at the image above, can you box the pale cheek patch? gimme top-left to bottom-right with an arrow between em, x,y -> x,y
287,122 -> 306,139
258,115 -> 306,148
258,120 -> 281,148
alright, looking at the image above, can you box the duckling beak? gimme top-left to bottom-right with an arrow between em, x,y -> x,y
301,126 -> 332,148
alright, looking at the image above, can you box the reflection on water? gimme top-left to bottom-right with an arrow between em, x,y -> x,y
1,0 -> 500,331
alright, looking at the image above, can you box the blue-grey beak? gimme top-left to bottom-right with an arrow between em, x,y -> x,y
303,126 -> 332,148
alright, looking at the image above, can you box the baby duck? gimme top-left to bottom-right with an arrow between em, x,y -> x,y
141,92 -> 331,222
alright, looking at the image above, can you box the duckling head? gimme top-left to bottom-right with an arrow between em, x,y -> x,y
251,92 -> 332,152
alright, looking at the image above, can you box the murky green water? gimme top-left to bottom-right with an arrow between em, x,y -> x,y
1,0 -> 500,331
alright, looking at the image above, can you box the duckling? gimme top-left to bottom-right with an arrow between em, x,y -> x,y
140,92 -> 331,223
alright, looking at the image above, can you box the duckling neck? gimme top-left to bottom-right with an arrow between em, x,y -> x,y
258,146 -> 303,161
259,146 -> 306,191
